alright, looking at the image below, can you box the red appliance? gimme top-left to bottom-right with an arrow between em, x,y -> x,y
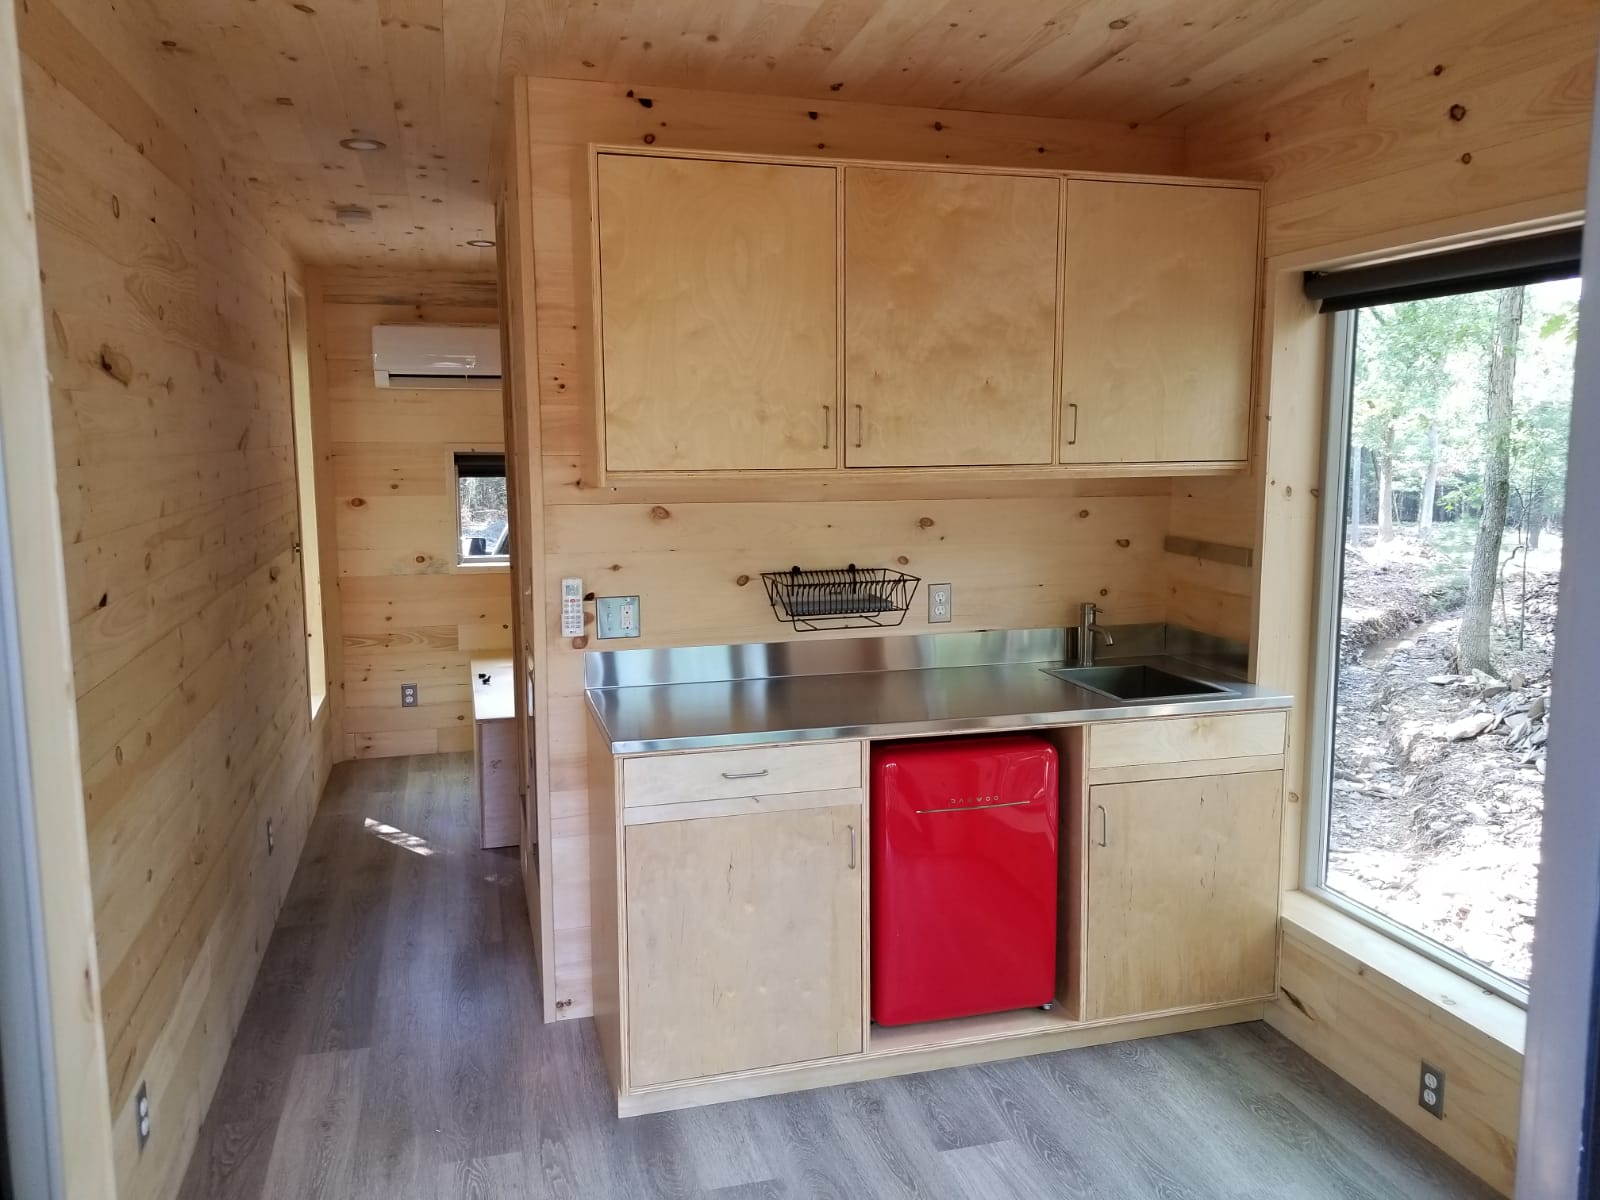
871,735 -> 1060,1026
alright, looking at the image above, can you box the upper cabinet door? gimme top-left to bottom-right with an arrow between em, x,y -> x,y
844,168 -> 1060,468
595,155 -> 838,473
1061,181 -> 1260,466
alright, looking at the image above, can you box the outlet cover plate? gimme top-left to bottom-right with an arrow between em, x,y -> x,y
1419,1062 -> 1445,1118
401,682 -> 419,708
928,582 -> 952,623
136,1081 -> 151,1151
596,595 -> 641,639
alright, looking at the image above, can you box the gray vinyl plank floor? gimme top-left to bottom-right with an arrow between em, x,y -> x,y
178,754 -> 1503,1200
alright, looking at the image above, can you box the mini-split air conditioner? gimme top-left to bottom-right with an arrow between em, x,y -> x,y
371,324 -> 502,390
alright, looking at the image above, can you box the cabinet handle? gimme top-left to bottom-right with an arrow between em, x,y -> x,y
1067,402 -> 1080,447
822,404 -> 831,450
854,404 -> 864,448
1096,804 -> 1108,848
720,768 -> 769,780
847,824 -> 857,870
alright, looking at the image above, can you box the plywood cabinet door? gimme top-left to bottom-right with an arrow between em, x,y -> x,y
844,167 -> 1060,467
625,803 -> 863,1086
1061,181 -> 1260,466
595,154 -> 839,472
1082,771 -> 1281,1021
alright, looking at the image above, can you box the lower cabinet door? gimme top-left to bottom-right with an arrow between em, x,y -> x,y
625,803 -> 864,1086
1082,771 -> 1282,1021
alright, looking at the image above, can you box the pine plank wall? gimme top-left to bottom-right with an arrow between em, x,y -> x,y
1179,2 -> 1598,1191
18,1 -> 336,1196
312,269 -> 514,760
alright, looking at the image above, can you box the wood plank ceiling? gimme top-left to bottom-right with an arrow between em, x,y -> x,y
126,0 -> 1444,269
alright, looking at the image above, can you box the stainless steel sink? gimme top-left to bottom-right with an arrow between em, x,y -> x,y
1041,664 -> 1229,702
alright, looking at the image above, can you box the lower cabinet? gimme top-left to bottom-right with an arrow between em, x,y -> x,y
624,801 -> 864,1086
1081,770 -> 1282,1021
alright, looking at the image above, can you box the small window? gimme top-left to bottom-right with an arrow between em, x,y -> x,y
456,452 -> 509,565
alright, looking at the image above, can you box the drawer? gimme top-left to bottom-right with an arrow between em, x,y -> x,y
622,741 -> 863,808
1088,711 -> 1287,771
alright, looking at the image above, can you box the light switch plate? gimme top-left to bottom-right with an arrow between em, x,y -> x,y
596,595 -> 641,639
928,582 -> 952,623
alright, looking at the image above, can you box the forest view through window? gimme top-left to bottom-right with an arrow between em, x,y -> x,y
1324,277 -> 1578,990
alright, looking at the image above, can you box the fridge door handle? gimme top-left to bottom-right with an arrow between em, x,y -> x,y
913,799 -> 1030,814
847,824 -> 857,870
1096,804 -> 1108,848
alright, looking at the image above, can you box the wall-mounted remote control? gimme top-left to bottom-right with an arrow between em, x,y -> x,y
561,577 -> 584,637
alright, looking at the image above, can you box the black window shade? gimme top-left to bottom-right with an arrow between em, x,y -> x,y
455,451 -> 505,478
1304,229 -> 1581,313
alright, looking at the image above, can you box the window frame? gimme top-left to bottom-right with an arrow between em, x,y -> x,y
453,449 -> 510,569
285,278 -> 327,719
1304,305 -> 1531,1008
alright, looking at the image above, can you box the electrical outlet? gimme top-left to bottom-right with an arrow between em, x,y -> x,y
928,582 -> 952,623
266,819 -> 275,856
1419,1062 -> 1446,1119
596,595 -> 641,639
400,682 -> 418,708
136,1081 -> 151,1151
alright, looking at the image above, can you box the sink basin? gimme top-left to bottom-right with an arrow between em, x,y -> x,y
1041,664 -> 1229,702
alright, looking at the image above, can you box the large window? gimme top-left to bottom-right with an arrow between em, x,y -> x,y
456,451 -> 509,565
1311,273 -> 1578,996
286,280 -> 326,717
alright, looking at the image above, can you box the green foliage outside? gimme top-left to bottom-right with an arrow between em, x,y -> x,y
1351,280 -> 1578,546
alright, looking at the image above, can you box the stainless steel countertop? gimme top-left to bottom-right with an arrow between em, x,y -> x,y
587,654 -> 1292,755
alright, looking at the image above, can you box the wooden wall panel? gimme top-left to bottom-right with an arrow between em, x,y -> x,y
1178,5 -> 1600,1188
1185,0 -> 1597,257
313,274 -> 515,759
18,2 -> 336,1196
1272,901 -> 1524,1195
0,0 -> 118,1190
513,78 -> 1200,1017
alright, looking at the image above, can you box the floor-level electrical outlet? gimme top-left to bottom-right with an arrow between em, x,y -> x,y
929,583 -> 952,623
401,682 -> 418,708
1419,1062 -> 1446,1118
136,1081 -> 151,1151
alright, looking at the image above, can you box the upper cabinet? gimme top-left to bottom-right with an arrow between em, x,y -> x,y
843,168 -> 1060,468
1061,181 -> 1260,466
595,154 -> 838,472
585,150 -> 1261,479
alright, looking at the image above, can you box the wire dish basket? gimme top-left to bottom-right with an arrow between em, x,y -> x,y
761,565 -> 921,632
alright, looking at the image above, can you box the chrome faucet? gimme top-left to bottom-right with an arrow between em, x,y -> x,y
1078,602 -> 1115,667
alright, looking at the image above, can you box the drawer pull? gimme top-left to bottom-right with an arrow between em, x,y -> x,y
720,768 -> 770,781
1067,402 -> 1080,446
822,404 -> 831,450
1097,803 -> 1109,848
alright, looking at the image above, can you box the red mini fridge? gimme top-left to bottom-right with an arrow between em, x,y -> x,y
871,735 -> 1060,1026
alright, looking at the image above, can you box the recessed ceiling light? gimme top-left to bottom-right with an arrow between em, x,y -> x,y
339,137 -> 386,152
466,238 -> 496,248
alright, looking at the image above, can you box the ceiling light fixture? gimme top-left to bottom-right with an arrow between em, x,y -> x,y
339,136 -> 386,152
466,238 -> 496,248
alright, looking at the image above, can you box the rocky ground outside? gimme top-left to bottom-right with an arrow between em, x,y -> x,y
1325,528 -> 1558,986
